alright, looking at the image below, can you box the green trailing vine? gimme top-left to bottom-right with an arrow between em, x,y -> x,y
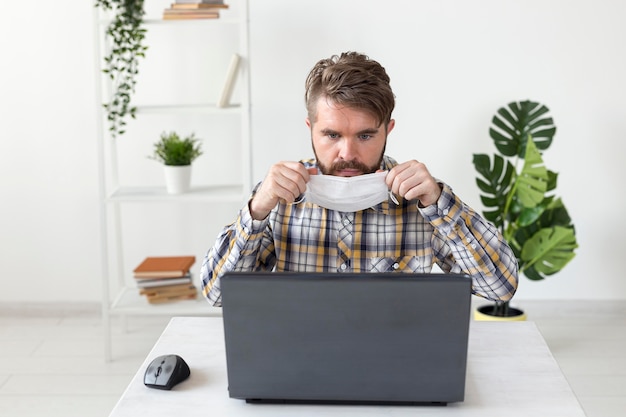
95,0 -> 147,138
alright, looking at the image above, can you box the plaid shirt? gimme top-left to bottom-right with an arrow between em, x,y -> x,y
201,156 -> 518,306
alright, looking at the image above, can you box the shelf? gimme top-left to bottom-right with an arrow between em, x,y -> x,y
99,17 -> 241,27
144,18 -> 241,25
109,287 -> 222,317
135,103 -> 242,115
95,0 -> 250,361
107,185 -> 246,203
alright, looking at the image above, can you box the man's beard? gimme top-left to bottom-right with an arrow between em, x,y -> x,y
312,143 -> 386,176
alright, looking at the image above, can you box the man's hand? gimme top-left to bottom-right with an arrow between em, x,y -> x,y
386,160 -> 441,207
249,162 -> 314,220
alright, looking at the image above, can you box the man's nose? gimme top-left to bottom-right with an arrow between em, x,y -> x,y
338,139 -> 358,160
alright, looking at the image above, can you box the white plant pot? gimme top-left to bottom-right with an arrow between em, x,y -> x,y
164,165 -> 191,194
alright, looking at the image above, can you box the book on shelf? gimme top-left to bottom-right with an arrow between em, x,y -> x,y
133,255 -> 196,278
171,3 -> 229,9
139,283 -> 197,297
135,273 -> 193,288
217,53 -> 241,108
163,9 -> 220,19
140,283 -> 198,304
163,1 -> 227,20
174,0 -> 225,4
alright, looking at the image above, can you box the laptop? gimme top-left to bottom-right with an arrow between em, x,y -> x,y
220,272 -> 472,405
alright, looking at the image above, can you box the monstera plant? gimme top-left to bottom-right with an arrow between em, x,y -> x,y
473,100 -> 578,318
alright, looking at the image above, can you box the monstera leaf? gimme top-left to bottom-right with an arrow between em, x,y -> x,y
513,137 -> 548,208
520,226 -> 578,280
473,153 -> 514,229
474,136 -> 548,233
489,100 -> 557,158
509,197 -> 573,260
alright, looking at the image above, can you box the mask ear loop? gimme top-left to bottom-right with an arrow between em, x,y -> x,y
288,194 -> 306,205
382,170 -> 399,205
389,190 -> 400,205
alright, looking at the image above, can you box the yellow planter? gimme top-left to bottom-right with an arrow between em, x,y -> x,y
474,305 -> 527,321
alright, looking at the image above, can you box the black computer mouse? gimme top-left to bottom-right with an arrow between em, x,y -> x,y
144,354 -> 190,390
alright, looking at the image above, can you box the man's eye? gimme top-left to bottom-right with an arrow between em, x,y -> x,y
328,133 -> 339,139
359,135 -> 372,140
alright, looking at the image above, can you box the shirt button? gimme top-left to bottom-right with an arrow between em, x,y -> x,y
442,208 -> 449,216
392,263 -> 400,270
342,218 -> 350,226
340,263 -> 347,271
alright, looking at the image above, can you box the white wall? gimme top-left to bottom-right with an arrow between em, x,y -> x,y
1,0 -> 624,303
249,0 -> 626,301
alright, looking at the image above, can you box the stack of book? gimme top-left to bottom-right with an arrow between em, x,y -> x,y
133,256 -> 198,304
163,0 -> 229,20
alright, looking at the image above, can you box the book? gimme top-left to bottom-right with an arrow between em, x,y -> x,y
148,293 -> 197,304
163,9 -> 220,19
135,274 -> 192,288
175,0 -> 224,4
140,283 -> 197,297
164,7 -> 222,13
217,53 -> 241,108
140,284 -> 198,304
171,3 -> 229,9
133,256 -> 195,278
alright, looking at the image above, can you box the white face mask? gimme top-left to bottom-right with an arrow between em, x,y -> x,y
303,171 -> 394,212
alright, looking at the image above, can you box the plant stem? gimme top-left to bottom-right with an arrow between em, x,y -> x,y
502,155 -> 520,241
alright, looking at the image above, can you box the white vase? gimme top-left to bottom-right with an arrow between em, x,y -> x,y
163,165 -> 191,194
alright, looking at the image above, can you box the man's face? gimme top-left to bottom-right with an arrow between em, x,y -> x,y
306,98 -> 395,176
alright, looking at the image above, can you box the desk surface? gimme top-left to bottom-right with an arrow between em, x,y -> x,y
109,317 -> 586,417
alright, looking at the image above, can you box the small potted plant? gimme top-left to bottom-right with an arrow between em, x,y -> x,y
150,131 -> 203,194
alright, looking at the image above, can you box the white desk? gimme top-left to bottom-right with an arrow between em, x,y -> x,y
109,317 -> 586,417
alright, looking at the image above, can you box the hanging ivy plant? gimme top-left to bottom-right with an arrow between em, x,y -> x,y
95,0 -> 148,138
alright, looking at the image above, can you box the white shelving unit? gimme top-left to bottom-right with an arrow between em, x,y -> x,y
93,1 -> 250,361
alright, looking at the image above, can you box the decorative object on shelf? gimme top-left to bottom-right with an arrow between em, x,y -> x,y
473,100 -> 578,320
150,131 -> 203,194
163,0 -> 228,20
217,53 -> 241,108
95,0 -> 148,138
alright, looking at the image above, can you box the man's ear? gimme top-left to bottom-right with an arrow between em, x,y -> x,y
386,119 -> 396,135
305,117 -> 312,129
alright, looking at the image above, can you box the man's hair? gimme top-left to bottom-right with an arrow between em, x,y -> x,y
304,52 -> 395,126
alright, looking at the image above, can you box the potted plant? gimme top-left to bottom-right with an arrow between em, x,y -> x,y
150,131 -> 203,194
95,0 -> 148,138
472,100 -> 578,320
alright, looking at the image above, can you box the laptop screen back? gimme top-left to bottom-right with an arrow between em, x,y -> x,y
221,272 -> 472,405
